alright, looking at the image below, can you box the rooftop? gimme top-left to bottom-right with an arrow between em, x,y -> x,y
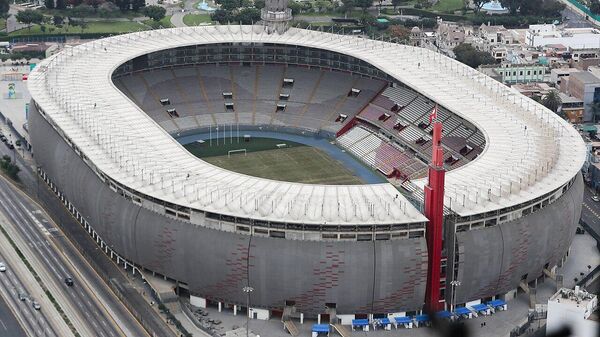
28,26 -> 586,222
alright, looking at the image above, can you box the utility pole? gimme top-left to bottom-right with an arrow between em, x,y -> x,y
243,286 -> 254,337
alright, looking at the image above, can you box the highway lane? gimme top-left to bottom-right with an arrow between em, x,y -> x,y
581,186 -> 600,237
0,139 -> 175,336
0,285 -> 28,337
0,179 -> 125,337
0,252 -> 56,337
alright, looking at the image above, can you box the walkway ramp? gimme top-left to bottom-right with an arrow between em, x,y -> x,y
332,323 -> 352,337
283,320 -> 299,336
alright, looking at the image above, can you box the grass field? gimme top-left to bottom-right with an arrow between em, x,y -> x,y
10,21 -> 147,36
431,0 -> 464,12
183,13 -> 213,26
184,137 -> 364,185
143,16 -> 174,28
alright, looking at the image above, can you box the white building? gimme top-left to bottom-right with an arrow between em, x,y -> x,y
526,24 -> 600,49
547,287 -> 598,337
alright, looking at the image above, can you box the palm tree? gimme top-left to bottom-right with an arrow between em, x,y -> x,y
542,90 -> 562,114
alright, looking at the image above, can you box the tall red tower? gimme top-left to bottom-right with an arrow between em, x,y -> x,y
423,121 -> 445,313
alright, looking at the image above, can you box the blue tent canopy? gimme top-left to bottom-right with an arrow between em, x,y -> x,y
352,319 -> 369,326
414,314 -> 430,322
436,310 -> 453,319
470,303 -> 489,312
394,316 -> 412,324
488,299 -> 507,308
379,318 -> 391,325
312,324 -> 330,333
454,307 -> 472,315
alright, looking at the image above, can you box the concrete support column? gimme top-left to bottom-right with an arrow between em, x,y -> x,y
300,313 -> 304,324
317,314 -> 321,325
218,302 -> 222,312
233,305 -> 237,316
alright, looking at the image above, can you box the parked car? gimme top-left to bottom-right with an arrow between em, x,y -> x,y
32,301 -> 40,310
592,195 -> 599,202
64,277 -> 73,287
0,262 -> 5,272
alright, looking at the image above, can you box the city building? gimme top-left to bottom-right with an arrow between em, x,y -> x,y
547,287 -> 598,337
562,71 -> 600,121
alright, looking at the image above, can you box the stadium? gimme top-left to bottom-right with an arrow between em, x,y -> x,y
27,22 -> 585,322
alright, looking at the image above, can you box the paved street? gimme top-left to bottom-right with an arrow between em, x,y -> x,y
0,286 -> 28,337
580,185 -> 600,237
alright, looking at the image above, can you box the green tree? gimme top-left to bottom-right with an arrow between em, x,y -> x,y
234,7 -> 260,23
0,0 -> 9,16
591,0 -> 600,14
253,0 -> 264,8
472,0 -> 486,12
44,0 -> 55,9
15,10 -> 44,31
542,90 -> 562,113
142,5 -> 166,21
131,0 -> 145,11
210,8 -> 233,23
499,0 -> 522,14
288,0 -> 301,14
340,0 -> 354,17
56,0 -> 66,9
313,0 -> 332,12
453,43 -> 496,68
355,0 -> 371,13
53,14 -> 64,25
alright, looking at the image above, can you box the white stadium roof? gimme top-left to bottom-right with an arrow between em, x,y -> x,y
28,25 -> 586,224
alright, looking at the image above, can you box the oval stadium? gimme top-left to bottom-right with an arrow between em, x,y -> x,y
27,23 -> 586,320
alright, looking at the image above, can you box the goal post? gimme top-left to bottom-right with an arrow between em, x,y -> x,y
228,149 -> 247,157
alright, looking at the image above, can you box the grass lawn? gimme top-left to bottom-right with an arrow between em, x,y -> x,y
431,0 -> 464,12
182,13 -> 213,26
10,20 -> 147,36
0,19 -> 6,31
184,138 -> 364,185
143,15 -> 174,28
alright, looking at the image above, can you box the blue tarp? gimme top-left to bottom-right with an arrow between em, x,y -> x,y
488,299 -> 507,308
470,304 -> 489,312
454,307 -> 472,315
312,324 -> 330,333
436,310 -> 453,319
352,319 -> 369,326
414,314 -> 430,322
394,316 -> 412,324
379,318 -> 391,325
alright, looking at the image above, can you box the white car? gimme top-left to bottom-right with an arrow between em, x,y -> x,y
32,301 -> 40,310
0,262 -> 6,272
592,195 -> 600,202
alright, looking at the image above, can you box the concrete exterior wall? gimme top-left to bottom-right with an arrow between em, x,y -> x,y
28,104 -> 429,316
454,172 -> 583,304
29,101 -> 583,314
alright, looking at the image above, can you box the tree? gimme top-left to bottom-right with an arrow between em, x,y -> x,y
131,0 -> 145,11
313,0 -> 332,12
340,0 -> 354,17
354,0 -> 371,13
542,90 -> 561,113
388,25 -> 410,42
234,7 -> 260,24
591,0 -> 600,15
391,0 -> 402,12
53,15 -> 63,25
472,0 -> 486,12
44,0 -> 54,9
113,0 -> 129,11
453,43 -> 496,68
15,10 -> 44,31
210,9 -> 233,23
499,0 -> 522,14
253,0 -> 264,8
85,0 -> 105,10
142,5 -> 165,21
56,0 -> 66,9
288,0 -> 301,14
0,0 -> 8,16
217,0 -> 240,10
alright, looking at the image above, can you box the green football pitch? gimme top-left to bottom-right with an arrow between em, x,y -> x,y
184,137 -> 364,185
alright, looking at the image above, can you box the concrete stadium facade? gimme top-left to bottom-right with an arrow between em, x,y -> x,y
28,26 -> 585,317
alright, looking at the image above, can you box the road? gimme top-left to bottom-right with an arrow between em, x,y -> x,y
580,185 -> 600,237
0,286 -> 28,337
562,5 -> 595,28
0,133 -> 176,336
